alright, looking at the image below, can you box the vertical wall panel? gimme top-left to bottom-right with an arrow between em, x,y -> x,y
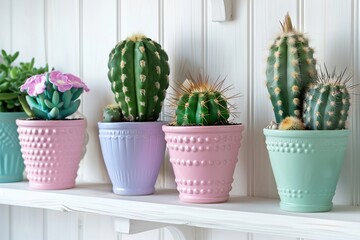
11,0 -> 46,65
45,210 -> 78,240
10,206 -> 44,240
252,0 -> 299,198
162,0 -> 204,189
80,0 -> 117,183
46,0 -> 80,73
354,0 -> 360,206
0,0 -> 11,51
82,214 -> 116,240
206,0 -> 249,196
120,0 -> 160,41
121,230 -> 160,240
304,0 -> 354,205
0,205 -> 10,240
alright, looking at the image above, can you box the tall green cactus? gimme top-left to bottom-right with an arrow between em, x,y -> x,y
108,34 -> 170,121
174,76 -> 231,126
266,13 -> 317,123
303,67 -> 351,130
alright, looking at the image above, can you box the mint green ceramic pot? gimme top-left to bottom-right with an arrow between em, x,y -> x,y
0,112 -> 27,182
263,128 -> 350,213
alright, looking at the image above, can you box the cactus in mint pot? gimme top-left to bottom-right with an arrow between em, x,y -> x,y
107,34 -> 170,121
303,66 -> 351,130
266,13 -> 317,123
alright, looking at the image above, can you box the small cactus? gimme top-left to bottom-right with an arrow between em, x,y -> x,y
108,34 -> 170,121
172,75 -> 236,126
266,13 -> 317,123
103,104 -> 124,122
303,66 -> 351,130
279,116 -> 305,130
20,71 -> 89,120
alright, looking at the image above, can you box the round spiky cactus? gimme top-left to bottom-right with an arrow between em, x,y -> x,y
266,13 -> 317,123
303,66 -> 351,130
103,104 -> 124,122
108,34 -> 170,121
172,76 -> 237,126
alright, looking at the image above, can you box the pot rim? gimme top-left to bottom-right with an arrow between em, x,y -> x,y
263,128 -> 350,138
16,118 -> 85,127
162,124 -> 244,134
98,120 -> 167,128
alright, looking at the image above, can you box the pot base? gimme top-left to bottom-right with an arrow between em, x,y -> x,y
280,202 -> 333,213
113,186 -> 155,196
0,175 -> 23,183
179,195 -> 229,204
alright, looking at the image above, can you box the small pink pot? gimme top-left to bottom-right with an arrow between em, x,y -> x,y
16,119 -> 86,190
162,124 -> 244,203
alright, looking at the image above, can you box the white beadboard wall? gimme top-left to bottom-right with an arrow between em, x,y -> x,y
0,0 -> 359,239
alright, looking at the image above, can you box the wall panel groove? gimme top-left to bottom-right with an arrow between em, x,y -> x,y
247,0 -> 255,198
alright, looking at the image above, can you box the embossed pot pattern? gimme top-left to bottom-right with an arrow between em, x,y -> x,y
263,128 -> 350,212
163,125 -> 244,203
98,121 -> 166,195
17,119 -> 86,190
0,112 -> 27,182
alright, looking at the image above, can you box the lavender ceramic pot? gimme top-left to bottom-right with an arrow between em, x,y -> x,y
98,121 -> 166,195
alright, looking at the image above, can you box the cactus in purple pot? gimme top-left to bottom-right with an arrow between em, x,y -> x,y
107,34 -> 170,122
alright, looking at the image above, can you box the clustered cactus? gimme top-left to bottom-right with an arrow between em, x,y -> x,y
266,14 -> 352,131
107,34 -> 170,122
172,76 -> 236,126
266,13 -> 317,123
20,71 -> 89,120
303,67 -> 351,130
0,50 -> 49,112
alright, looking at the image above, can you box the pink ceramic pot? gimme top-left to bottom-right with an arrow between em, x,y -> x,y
16,119 -> 86,190
162,124 -> 244,203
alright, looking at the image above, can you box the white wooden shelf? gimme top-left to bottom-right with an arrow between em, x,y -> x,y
0,182 -> 359,240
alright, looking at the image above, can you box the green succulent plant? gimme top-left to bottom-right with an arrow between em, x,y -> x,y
0,50 -> 49,112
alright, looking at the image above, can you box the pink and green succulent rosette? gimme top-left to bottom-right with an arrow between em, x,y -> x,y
20,71 -> 89,120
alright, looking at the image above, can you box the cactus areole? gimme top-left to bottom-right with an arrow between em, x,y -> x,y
266,14 -> 317,123
108,34 -> 170,122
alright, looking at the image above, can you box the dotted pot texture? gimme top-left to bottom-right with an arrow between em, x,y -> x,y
0,112 -> 27,182
16,119 -> 86,190
163,124 -> 244,203
98,121 -> 166,195
263,128 -> 350,212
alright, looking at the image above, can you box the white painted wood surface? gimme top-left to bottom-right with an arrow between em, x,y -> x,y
0,182 -> 360,240
0,0 -> 359,240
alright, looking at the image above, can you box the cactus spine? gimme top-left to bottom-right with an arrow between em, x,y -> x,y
266,13 -> 317,123
108,34 -> 170,121
303,67 -> 351,130
174,76 -> 232,126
